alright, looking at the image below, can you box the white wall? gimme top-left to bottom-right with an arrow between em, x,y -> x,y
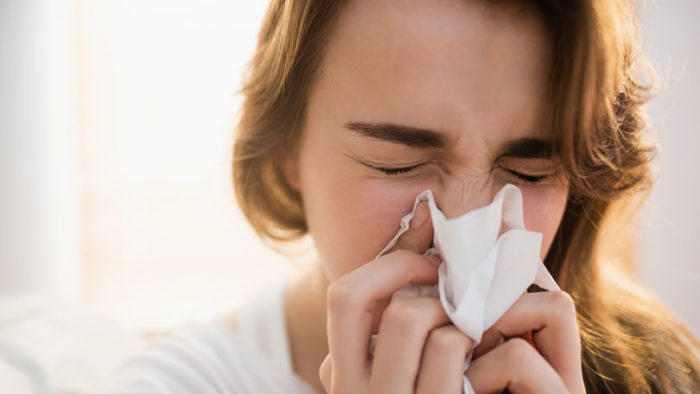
0,0 -> 81,301
71,1 -> 300,331
639,0 -> 700,334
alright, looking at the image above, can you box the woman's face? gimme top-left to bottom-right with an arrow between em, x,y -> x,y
287,0 -> 569,282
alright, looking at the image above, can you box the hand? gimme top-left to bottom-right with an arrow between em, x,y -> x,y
319,201 -> 475,393
465,289 -> 586,393
318,199 -> 586,394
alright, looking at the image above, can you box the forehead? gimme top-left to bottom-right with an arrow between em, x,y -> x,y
311,0 -> 553,145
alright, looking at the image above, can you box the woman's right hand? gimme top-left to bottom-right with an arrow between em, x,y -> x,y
318,201 -> 476,393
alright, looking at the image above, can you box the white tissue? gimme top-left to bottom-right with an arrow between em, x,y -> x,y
369,184 -> 559,392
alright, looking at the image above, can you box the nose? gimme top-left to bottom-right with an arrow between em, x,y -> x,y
433,177 -> 500,219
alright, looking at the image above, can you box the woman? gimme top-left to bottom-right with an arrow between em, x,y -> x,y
110,0 -> 700,393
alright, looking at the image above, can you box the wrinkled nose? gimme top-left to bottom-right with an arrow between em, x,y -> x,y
433,177 -> 500,219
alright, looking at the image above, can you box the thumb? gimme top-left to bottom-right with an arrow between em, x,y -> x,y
389,200 -> 434,255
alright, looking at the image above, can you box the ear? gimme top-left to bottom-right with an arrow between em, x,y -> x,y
276,145 -> 301,191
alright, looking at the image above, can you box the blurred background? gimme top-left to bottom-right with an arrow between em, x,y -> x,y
0,0 -> 698,392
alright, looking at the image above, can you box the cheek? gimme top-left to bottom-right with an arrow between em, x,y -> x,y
521,186 -> 568,259
300,143 -> 429,280
335,181 -> 418,249
318,181 -> 426,280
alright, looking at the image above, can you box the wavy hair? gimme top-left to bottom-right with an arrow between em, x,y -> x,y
232,0 -> 700,392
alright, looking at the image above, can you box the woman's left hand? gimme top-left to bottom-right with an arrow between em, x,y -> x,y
465,290 -> 586,394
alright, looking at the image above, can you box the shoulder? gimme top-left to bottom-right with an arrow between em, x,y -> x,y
214,310 -> 239,335
107,318 -> 245,393
107,280 -> 313,394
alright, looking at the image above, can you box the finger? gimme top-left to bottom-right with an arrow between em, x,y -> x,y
472,285 -> 543,359
387,200 -> 434,255
477,291 -> 583,392
369,297 -> 452,393
326,249 -> 440,388
319,354 -> 331,393
415,325 -> 474,394
471,324 -> 505,360
465,338 -> 567,394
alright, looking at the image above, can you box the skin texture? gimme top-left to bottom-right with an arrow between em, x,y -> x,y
279,0 -> 582,392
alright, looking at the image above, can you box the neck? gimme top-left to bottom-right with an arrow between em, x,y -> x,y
284,262 -> 329,393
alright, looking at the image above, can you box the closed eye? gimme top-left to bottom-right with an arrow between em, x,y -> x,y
504,169 -> 548,183
373,164 -> 551,184
375,164 -> 423,176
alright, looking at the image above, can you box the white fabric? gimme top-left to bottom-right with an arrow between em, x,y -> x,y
107,280 -> 317,394
369,183 -> 560,393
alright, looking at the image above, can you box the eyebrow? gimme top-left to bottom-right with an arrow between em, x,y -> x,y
344,121 -> 554,159
498,137 -> 554,159
344,122 -> 446,148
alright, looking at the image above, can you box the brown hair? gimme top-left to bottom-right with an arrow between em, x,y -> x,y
232,0 -> 700,392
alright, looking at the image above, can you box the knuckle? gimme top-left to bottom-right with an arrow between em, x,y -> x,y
383,300 -> 426,335
427,326 -> 472,355
326,280 -> 357,312
502,337 -> 534,367
548,290 -> 576,316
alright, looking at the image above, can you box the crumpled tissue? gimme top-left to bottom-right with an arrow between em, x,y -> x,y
369,183 -> 559,393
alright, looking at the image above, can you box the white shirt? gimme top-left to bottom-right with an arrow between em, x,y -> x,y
107,279 -> 318,394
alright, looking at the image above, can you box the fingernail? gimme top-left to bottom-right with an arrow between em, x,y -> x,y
527,284 -> 548,293
410,202 -> 429,228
